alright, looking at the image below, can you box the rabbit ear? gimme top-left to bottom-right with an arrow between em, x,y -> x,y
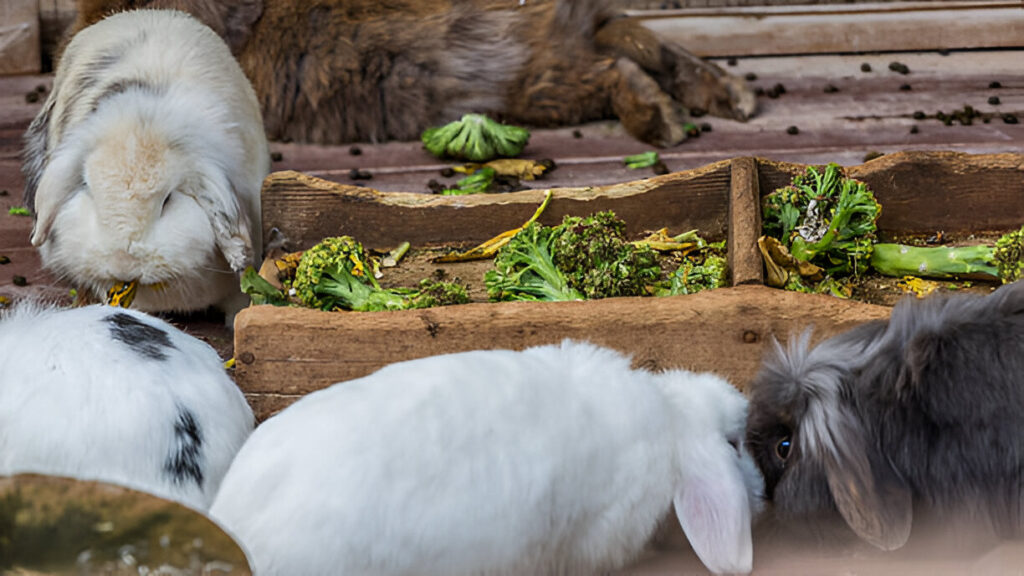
806,398 -> 913,550
674,448 -> 753,574
30,149 -> 82,246
191,173 -> 254,272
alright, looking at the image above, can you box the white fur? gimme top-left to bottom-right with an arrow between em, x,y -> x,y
26,10 -> 268,315
0,303 -> 254,510
210,340 -> 762,575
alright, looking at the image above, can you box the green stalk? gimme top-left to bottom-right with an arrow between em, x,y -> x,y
870,243 -> 999,280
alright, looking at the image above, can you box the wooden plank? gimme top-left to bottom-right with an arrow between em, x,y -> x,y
262,161 -> 733,250
757,151 -> 1024,237
636,2 -> 1024,56
235,285 -> 889,421
0,0 -> 41,75
728,157 -> 763,286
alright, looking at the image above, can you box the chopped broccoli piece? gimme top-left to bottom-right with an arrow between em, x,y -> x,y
624,151 -> 660,169
241,266 -> 289,306
407,278 -> 471,308
552,212 -> 660,299
664,254 -> 728,295
485,221 -> 584,302
485,211 -> 662,302
443,167 -> 496,195
292,237 -> 471,311
763,163 -> 880,277
871,225 -> 1024,283
422,114 -> 530,162
8,206 -> 30,216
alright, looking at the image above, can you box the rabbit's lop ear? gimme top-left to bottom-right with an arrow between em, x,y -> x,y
674,449 -> 753,574
808,399 -> 913,550
30,150 -> 82,246
192,173 -> 254,271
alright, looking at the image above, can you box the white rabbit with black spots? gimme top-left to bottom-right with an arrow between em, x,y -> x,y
0,303 -> 254,510
210,340 -> 763,575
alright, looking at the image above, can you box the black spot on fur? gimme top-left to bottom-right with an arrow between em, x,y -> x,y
165,408 -> 204,488
105,312 -> 176,361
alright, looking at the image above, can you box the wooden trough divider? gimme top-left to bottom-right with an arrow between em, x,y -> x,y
235,151 -> 1024,421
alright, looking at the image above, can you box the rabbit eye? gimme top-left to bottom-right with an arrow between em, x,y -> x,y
775,436 -> 792,462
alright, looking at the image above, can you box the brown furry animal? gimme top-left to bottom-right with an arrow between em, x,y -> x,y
69,0 -> 756,146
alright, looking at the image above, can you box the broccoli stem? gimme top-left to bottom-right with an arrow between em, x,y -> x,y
870,243 -> 999,280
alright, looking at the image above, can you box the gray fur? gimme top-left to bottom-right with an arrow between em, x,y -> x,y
747,280 -> 1024,547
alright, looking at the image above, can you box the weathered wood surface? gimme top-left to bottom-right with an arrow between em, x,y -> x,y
235,285 -> 890,420
0,474 -> 250,575
728,157 -> 764,285
758,151 -> 1024,237
0,0 -> 41,76
262,161 -> 732,250
637,1 -> 1024,57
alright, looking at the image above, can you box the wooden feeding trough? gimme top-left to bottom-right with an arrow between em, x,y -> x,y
234,151 -> 1022,421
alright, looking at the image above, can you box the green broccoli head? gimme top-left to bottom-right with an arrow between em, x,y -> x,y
994,225 -> 1024,283
292,236 -> 407,312
485,221 -> 585,302
763,163 -> 880,277
422,114 -> 530,162
666,254 -> 728,295
408,278 -> 471,308
552,211 -> 660,299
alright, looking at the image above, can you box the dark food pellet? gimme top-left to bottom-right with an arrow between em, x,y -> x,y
270,151 -> 283,162
744,72 -> 758,81
349,168 -> 373,180
767,83 -> 786,99
0,255 -> 9,265
899,84 -> 912,91
754,87 -> 765,96
25,91 -> 39,103
572,129 -> 583,139
651,161 -> 670,176
12,275 -> 27,287
0,189 -> 7,197
1004,114 -> 1019,125
440,167 -> 455,178
727,57 -> 738,67
823,84 -> 839,93
860,63 -> 872,72
427,179 -> 445,194
910,126 -> 919,134
348,145 -> 362,156
699,122 -> 712,133
786,126 -> 799,135
989,81 -> 1002,89
913,111 -> 926,120
888,62 -> 910,75
690,108 -> 707,118
35,84 -> 47,94
988,96 -> 1001,106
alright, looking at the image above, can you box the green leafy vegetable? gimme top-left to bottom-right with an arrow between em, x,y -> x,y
422,114 -> 530,162
8,206 -> 30,216
240,267 -> 289,306
624,151 -> 660,169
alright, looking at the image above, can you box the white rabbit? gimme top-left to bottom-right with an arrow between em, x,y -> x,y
22,9 -> 269,318
0,302 -> 254,511
210,340 -> 763,575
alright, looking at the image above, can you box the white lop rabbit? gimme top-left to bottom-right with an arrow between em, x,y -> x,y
22,9 -> 269,317
0,302 -> 254,510
210,340 -> 763,575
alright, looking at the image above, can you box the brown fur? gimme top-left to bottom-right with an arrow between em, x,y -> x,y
67,0 -> 756,146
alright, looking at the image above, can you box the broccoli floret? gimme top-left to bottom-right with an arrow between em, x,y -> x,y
485,221 -> 584,302
407,278 -> 471,308
664,254 -> 728,295
485,211 -> 662,302
422,114 -> 530,162
292,237 -> 407,312
552,212 -> 660,299
763,163 -> 880,277
870,225 -> 1024,283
